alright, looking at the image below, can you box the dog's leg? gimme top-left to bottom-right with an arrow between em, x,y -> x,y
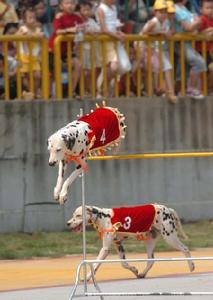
54,160 -> 67,201
59,167 -> 82,204
59,158 -> 87,204
114,239 -> 139,278
86,232 -> 113,281
163,234 -> 195,272
138,232 -> 160,278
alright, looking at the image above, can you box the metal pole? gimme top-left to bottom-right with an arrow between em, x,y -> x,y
79,108 -> 87,294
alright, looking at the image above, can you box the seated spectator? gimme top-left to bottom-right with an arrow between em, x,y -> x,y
77,0 -> 101,96
16,8 -> 44,99
0,53 -> 18,99
196,0 -> 213,94
0,0 -> 18,34
48,0 -> 84,98
174,0 -> 207,99
135,0 -> 178,103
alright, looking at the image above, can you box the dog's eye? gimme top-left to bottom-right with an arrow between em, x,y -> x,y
56,148 -> 62,152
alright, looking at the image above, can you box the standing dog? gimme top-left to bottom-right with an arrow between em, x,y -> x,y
47,104 -> 126,204
67,204 -> 195,280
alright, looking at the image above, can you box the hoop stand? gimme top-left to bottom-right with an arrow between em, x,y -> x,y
68,109 -> 104,300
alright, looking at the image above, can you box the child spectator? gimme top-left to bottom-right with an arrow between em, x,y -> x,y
196,0 -> 213,94
0,0 -> 18,34
136,0 -> 178,103
174,0 -> 207,99
48,0 -> 84,98
16,8 -> 44,99
77,0 -> 101,95
96,0 -> 127,98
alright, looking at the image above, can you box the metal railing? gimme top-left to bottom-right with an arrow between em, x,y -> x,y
0,35 -> 49,100
0,33 -> 212,100
53,33 -> 212,99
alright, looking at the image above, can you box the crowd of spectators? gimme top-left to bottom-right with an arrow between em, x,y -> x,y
0,0 -> 212,101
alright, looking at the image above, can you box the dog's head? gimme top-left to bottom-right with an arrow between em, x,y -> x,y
48,131 -> 76,166
67,206 -> 93,232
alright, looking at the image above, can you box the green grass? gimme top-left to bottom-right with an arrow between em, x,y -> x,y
0,221 -> 212,260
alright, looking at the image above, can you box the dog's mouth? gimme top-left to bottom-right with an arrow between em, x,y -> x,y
70,223 -> 83,233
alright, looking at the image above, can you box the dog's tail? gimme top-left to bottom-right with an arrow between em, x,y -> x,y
169,208 -> 189,240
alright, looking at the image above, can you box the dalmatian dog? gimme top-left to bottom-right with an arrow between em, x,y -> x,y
67,204 -> 195,280
48,104 -> 126,205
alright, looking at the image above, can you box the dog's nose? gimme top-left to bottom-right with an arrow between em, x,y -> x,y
67,221 -> 71,226
49,161 -> 56,166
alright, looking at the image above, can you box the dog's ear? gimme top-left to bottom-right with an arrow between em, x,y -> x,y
62,134 -> 75,150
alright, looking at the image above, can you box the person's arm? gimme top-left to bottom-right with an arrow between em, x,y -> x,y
142,19 -> 157,34
180,16 -> 201,32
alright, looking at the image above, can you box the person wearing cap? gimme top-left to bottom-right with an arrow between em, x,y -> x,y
166,1 -> 176,32
174,0 -> 207,100
135,0 -> 178,103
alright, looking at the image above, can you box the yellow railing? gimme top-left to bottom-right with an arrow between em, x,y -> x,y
0,33 -> 212,100
54,33 -> 212,100
0,35 -> 49,100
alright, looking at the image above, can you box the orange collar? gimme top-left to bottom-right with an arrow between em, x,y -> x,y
64,152 -> 88,172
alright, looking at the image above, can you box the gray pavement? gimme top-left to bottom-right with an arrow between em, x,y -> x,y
1,273 -> 213,300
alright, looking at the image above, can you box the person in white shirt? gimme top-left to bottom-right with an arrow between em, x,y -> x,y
96,0 -> 126,98
78,0 -> 101,95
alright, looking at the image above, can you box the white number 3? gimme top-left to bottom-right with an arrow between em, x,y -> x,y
100,129 -> 106,144
123,216 -> 132,230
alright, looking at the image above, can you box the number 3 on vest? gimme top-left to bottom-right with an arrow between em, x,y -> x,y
123,216 -> 132,230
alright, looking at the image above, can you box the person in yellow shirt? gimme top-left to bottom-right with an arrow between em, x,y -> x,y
0,0 -> 18,34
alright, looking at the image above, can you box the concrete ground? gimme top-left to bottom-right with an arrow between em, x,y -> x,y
0,249 -> 213,300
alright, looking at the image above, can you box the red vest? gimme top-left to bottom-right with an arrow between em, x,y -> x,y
79,107 -> 121,151
111,205 -> 156,233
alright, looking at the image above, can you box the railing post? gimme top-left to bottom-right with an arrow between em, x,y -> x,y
54,35 -> 63,100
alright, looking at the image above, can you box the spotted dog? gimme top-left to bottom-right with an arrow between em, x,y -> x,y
67,204 -> 195,280
48,104 -> 126,204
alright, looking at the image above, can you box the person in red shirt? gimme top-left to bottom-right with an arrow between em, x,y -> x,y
197,0 -> 213,93
49,0 -> 84,97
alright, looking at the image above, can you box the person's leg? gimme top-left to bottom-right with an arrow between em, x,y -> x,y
72,57 -> 81,94
184,44 -> 207,98
34,71 -> 41,98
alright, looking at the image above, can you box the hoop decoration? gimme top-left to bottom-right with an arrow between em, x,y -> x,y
78,102 -> 126,156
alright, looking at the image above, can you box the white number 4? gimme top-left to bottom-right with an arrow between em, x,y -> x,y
100,129 -> 106,144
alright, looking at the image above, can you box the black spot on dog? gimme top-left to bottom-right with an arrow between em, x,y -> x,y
62,134 -> 76,150
76,165 -> 81,169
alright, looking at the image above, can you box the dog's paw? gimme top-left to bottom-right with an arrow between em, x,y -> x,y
54,188 -> 60,201
130,266 -> 139,277
137,272 -> 146,279
58,191 -> 68,205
